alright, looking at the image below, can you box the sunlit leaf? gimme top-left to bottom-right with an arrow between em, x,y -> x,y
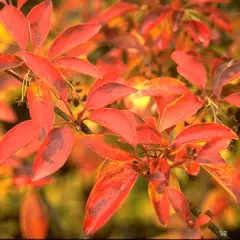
80,134 -> 133,161
32,126 -> 74,181
85,82 -> 137,110
0,120 -> 37,164
172,123 -> 238,148
159,92 -> 203,131
167,187 -> 191,223
202,164 -> 240,204
148,183 -> 169,226
27,0 -> 52,49
54,56 -> 102,78
171,51 -> 207,89
27,81 -> 54,141
48,24 -> 101,59
224,92 -> 240,107
89,108 -> 137,146
0,5 -> 28,50
83,162 -> 138,235
16,52 -> 68,101
183,161 -> 200,176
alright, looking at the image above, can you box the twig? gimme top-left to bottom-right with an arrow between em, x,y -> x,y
188,201 -> 230,240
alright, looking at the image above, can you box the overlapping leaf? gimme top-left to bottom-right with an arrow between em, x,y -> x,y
80,134 -> 133,161
171,51 -> 207,89
172,123 -> 238,148
0,54 -> 22,72
16,52 -> 68,101
27,81 -> 54,141
48,24 -> 101,59
54,57 -> 101,78
224,92 -> 240,107
89,108 -> 137,146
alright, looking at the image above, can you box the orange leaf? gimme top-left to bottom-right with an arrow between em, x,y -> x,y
171,51 -> 207,89
27,81 -> 54,141
159,92 -> 203,131
85,83 -> 137,110
0,120 -> 37,164
172,123 -> 238,148
48,24 -> 101,59
202,164 -> 240,204
0,54 -> 22,72
0,5 -> 28,50
88,2 -> 137,25
54,56 -> 101,78
183,161 -> 200,176
27,0 -> 52,49
16,52 -> 68,101
32,126 -> 74,181
18,0 -> 28,9
148,183 -> 170,226
194,214 -> 211,228
20,189 -> 48,238
224,92 -> 240,107
167,187 -> 191,223
189,0 -> 229,3
139,77 -> 188,97
185,21 -> 211,47
83,162 -> 138,235
89,108 -> 137,146
80,134 -> 133,161
136,125 -> 163,145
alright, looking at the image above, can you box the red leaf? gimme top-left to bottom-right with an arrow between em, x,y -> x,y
139,8 -> 170,36
0,54 -> 22,72
167,187 -> 191,223
89,72 -> 125,96
18,0 -> 28,9
16,52 -> 68,101
27,81 -> 54,141
172,123 -> 238,148
48,24 -> 101,59
20,189 -> 48,238
194,214 -> 211,228
0,100 -> 17,123
159,92 -> 203,131
202,164 -> 240,204
27,0 -> 52,49
224,92 -> 240,107
54,57 -> 101,78
0,5 -> 28,50
136,125 -> 163,145
139,77 -> 188,97
122,109 -> 145,127
148,184 -> 169,226
0,120 -> 37,164
213,61 -> 240,94
0,0 -> 6,4
83,162 -> 138,235
184,21 -> 211,47
195,138 -> 230,164
85,83 -> 137,110
80,134 -> 133,161
89,108 -> 137,146
32,126 -> 74,181
208,6 -> 232,32
171,51 -> 207,89
183,161 -> 200,176
189,0 -> 229,3
88,2 -> 137,25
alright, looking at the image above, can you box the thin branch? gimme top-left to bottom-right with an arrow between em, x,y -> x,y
188,201 -> 230,240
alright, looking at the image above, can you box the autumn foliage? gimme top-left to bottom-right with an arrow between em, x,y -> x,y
0,0 -> 240,238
